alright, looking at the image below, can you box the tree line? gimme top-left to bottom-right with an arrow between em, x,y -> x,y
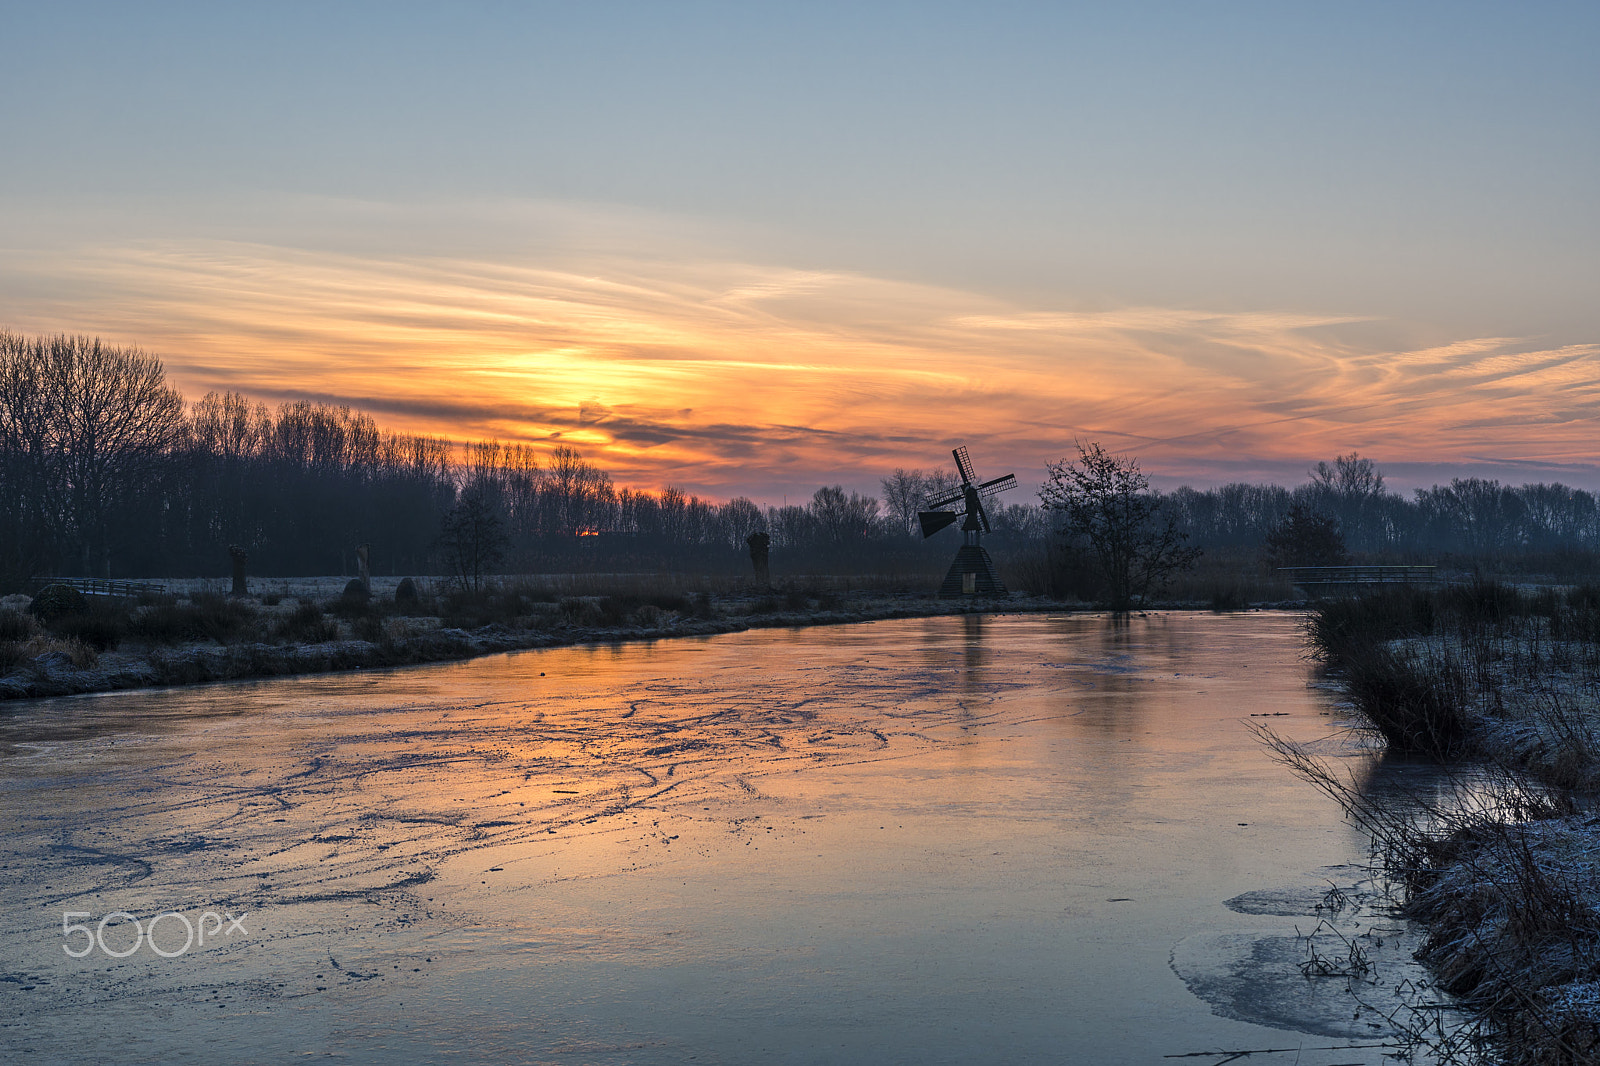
1164,452 -> 1600,563
3,332 -> 1599,591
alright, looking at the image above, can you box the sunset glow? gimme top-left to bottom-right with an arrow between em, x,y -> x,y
6,230 -> 1598,498
3,4 -> 1596,498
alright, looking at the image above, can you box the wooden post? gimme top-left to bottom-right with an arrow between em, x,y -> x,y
746,531 -> 770,588
228,545 -> 248,597
357,544 -> 371,592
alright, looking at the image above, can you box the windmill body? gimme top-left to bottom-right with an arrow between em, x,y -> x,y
918,446 -> 1015,596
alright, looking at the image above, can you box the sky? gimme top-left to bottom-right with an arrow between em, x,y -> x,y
2,1 -> 1597,502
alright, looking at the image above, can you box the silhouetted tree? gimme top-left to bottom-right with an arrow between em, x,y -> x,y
438,484 -> 507,593
1263,504 -> 1348,568
0,333 -> 186,577
880,467 -> 958,538
1039,441 -> 1200,610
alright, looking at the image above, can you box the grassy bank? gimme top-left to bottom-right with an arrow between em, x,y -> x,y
1,578 -> 1097,701
0,569 -> 1322,703
1295,583 -> 1600,1064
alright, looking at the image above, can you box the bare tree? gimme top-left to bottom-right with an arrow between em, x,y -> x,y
0,334 -> 57,585
1039,441 -> 1200,610
1311,452 -> 1385,497
715,496 -> 764,549
438,484 -> 508,593
541,445 -> 616,537
1,334 -> 186,576
880,467 -> 958,537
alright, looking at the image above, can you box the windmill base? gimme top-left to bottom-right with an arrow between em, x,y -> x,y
938,545 -> 1006,597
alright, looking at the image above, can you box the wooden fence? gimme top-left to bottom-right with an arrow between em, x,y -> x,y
1277,565 -> 1437,593
30,577 -> 168,598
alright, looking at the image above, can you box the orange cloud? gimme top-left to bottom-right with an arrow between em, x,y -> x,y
3,230 -> 1599,496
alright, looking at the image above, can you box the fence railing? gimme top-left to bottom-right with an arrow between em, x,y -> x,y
1277,565 -> 1437,590
31,577 -> 168,598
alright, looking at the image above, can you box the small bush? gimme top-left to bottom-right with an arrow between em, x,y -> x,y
1340,644 -> 1473,760
1568,584 -> 1600,611
0,610 -> 35,642
1441,578 -> 1525,627
274,601 -> 338,644
1553,601 -> 1600,645
1210,586 -> 1247,612
29,584 -> 88,622
1305,587 -> 1436,661
558,597 -> 605,627
51,601 -> 130,651
353,614 -> 387,643
394,577 -> 419,606
131,596 -> 259,645
0,641 -> 27,675
60,637 -> 99,669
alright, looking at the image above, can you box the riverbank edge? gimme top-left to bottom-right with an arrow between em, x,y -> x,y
1302,590 -> 1600,1064
0,596 -> 1308,703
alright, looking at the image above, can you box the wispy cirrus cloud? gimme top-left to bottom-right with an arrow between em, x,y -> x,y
3,204 -> 1599,497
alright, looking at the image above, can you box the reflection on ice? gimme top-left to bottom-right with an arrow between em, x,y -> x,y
0,613 -> 1446,1064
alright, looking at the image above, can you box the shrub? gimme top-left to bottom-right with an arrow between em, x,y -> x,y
51,601 -> 130,651
0,641 -> 27,676
274,601 -> 338,644
558,597 -> 605,627
395,577 -> 419,605
131,596 -> 259,645
29,584 -> 87,622
353,615 -> 387,643
60,636 -> 99,669
1440,578 -> 1525,628
1340,643 -> 1473,760
1304,587 -> 1436,662
0,610 -> 35,642
1210,586 -> 1247,612
330,585 -> 382,619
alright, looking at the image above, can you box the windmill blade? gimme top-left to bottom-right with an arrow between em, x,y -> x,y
952,445 -> 976,486
976,473 -> 1016,499
918,510 -> 961,538
923,489 -> 964,509
971,496 -> 992,534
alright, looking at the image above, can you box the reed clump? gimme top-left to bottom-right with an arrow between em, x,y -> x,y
1262,727 -> 1600,1065
1290,577 -> 1600,1063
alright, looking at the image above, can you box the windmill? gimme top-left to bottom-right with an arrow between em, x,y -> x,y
918,445 -> 1016,596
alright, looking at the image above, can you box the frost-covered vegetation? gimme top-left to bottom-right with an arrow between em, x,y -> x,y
0,576 -> 1039,700
1295,584 -> 1600,1064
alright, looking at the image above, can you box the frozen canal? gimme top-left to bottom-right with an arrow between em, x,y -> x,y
0,612 -> 1448,1064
